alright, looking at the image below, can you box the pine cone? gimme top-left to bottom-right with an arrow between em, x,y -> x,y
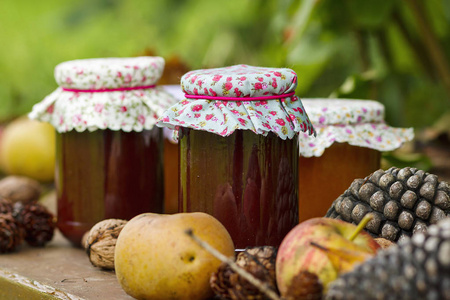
0,197 -> 13,214
0,214 -> 25,253
210,246 -> 278,299
236,246 -> 278,282
326,167 -> 450,242
14,202 -> 56,247
325,218 -> 450,300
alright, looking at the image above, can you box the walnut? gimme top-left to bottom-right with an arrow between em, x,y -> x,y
85,219 -> 127,270
81,230 -> 90,250
0,176 -> 41,204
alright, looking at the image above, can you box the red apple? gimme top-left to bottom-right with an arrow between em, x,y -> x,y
275,216 -> 380,295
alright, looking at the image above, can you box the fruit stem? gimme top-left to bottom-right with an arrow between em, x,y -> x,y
347,213 -> 373,242
185,228 -> 282,300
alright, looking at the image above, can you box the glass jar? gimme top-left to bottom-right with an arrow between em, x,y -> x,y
55,128 -> 163,244
298,99 -> 414,222
157,65 -> 315,249
29,57 -> 176,246
161,85 -> 185,214
163,131 -> 179,214
179,128 -> 299,248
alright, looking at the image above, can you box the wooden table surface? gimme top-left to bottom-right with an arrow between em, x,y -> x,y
0,229 -> 134,300
0,190 -> 133,300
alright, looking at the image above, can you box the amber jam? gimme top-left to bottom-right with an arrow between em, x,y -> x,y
298,142 -> 381,222
55,128 -> 164,246
179,128 -> 298,249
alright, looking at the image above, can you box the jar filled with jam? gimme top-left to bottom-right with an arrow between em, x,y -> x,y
161,85 -> 185,214
157,65 -> 315,249
298,99 -> 414,222
29,57 -> 176,246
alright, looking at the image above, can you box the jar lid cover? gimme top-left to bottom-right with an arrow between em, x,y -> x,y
181,64 -> 297,98
157,65 -> 315,140
55,56 -> 164,89
29,57 -> 176,133
298,98 -> 414,157
301,99 -> 385,125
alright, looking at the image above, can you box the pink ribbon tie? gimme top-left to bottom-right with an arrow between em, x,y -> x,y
184,91 -> 296,101
62,85 -> 156,93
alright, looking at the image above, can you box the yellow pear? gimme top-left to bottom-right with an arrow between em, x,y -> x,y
114,212 -> 235,300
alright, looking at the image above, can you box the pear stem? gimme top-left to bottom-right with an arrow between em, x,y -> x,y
348,213 -> 373,242
185,228 -> 281,300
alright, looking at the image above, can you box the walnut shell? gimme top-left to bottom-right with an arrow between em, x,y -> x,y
0,176 -> 41,204
81,230 -> 90,250
85,219 -> 127,270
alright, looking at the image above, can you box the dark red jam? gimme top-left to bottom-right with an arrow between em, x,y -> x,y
164,138 -> 179,214
55,128 -> 164,246
178,128 -> 298,249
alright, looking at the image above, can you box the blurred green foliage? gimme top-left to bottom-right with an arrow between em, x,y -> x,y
0,0 -> 449,129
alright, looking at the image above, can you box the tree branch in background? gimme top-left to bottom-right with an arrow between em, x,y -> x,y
283,0 -> 320,46
375,28 -> 393,70
391,9 -> 436,80
354,29 -> 370,72
405,0 -> 450,100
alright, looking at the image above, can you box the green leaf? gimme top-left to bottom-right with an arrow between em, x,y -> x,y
382,152 -> 433,172
291,62 -> 329,95
329,72 -> 377,100
345,0 -> 398,29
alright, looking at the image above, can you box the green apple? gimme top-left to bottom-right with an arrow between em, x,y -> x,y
0,116 -> 55,182
276,217 -> 380,295
114,212 -> 235,300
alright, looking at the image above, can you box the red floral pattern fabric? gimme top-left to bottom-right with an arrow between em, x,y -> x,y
156,65 -> 315,140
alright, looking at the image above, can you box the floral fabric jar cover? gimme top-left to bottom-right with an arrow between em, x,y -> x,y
157,64 -> 315,139
299,99 -> 414,157
29,56 -> 176,132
